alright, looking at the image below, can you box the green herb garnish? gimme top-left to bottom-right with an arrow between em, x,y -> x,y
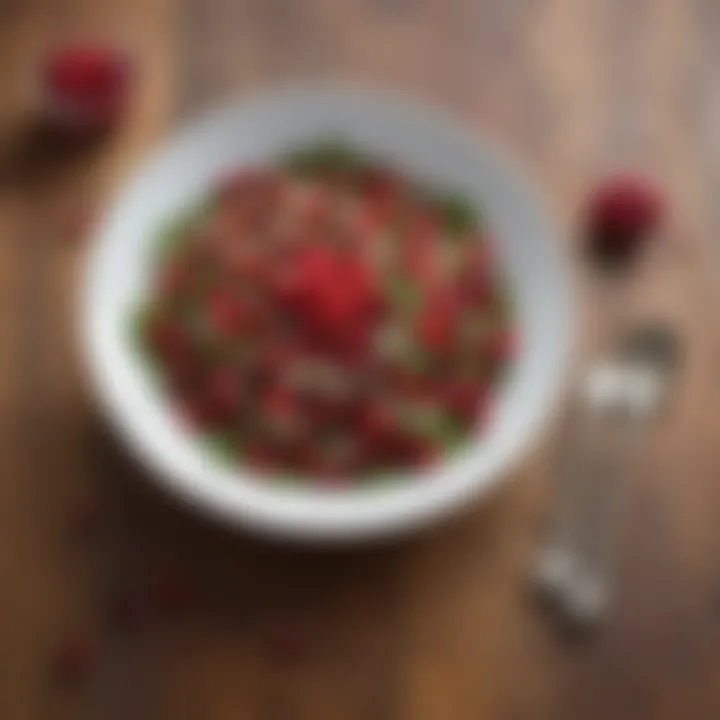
282,138 -> 366,177
202,431 -> 241,463
153,203 -> 208,261
437,194 -> 479,236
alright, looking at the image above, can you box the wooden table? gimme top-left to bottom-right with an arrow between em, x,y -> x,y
2,1 -> 720,718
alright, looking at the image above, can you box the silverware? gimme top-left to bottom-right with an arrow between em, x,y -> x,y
533,323 -> 680,626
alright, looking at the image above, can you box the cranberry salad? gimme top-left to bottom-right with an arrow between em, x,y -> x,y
132,142 -> 515,484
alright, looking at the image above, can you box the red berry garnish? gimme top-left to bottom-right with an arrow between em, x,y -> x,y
262,386 -> 294,419
207,289 -> 244,336
43,45 -> 132,132
415,292 -> 457,351
225,245 -> 262,280
459,242 -> 491,300
585,174 -> 664,266
444,380 -> 485,425
360,402 -> 395,444
149,318 -> 187,361
55,634 -> 99,681
206,366 -> 240,420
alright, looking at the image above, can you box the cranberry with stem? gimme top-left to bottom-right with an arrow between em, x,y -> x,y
585,173 -> 665,268
42,44 -> 133,133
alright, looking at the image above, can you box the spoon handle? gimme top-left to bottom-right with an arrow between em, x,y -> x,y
533,370 -> 619,603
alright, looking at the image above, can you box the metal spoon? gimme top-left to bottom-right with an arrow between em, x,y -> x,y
533,323 -> 680,626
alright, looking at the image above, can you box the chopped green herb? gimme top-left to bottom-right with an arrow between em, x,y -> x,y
128,302 -> 153,352
404,405 -> 447,440
153,203 -> 208,261
493,280 -> 515,321
202,432 -> 240,463
282,138 -> 366,177
438,417 -> 468,450
127,302 -> 165,377
385,276 -> 420,314
437,194 -> 479,236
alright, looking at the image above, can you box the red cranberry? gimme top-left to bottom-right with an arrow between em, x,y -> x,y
207,289 -> 243,336
459,242 -> 491,300
360,402 -> 395,443
150,574 -> 196,617
415,292 -> 458,351
585,174 -> 664,266
149,318 -> 186,362
206,367 -> 240,419
445,380 -> 485,425
42,44 -> 132,132
55,634 -> 99,681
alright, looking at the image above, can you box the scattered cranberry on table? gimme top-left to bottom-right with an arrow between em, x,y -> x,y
54,633 -> 100,682
41,44 -> 133,134
585,173 -> 665,267
149,573 -> 197,618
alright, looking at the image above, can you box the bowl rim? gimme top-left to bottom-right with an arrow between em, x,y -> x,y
80,83 -> 576,542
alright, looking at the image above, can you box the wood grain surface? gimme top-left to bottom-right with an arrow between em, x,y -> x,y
1,1 -> 720,719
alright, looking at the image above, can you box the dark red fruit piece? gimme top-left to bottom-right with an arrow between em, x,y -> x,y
207,289 -> 243,336
182,388 -> 231,429
227,245 -> 263,280
360,167 -> 402,202
444,380 -> 485,425
359,401 -> 397,446
43,45 -> 132,131
415,291 -> 458,351
403,438 -> 438,468
392,369 -> 426,398
351,197 -> 390,238
585,174 -> 664,266
148,318 -> 186,361
244,442 -> 274,473
55,634 -> 99,681
459,242 -> 490,301
206,366 -> 240,420
415,307 -> 451,350
262,386 -> 296,424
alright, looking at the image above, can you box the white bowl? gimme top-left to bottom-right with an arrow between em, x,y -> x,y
82,85 -> 573,542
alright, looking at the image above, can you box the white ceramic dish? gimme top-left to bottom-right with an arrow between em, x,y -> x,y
81,85 -> 573,542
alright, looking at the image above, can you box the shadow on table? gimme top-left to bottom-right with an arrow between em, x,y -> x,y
89,418 -> 404,641
86,416 -> 516,653
0,117 -> 113,191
